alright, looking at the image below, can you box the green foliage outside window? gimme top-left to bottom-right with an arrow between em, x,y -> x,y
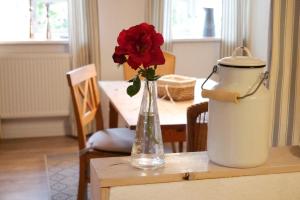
32,0 -> 68,40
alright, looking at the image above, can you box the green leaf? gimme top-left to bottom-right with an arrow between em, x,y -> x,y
127,76 -> 141,97
152,75 -> 160,80
142,67 -> 160,81
147,68 -> 155,78
138,68 -> 144,75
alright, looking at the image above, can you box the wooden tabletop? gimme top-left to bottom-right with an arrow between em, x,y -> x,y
98,79 -> 216,129
90,146 -> 300,188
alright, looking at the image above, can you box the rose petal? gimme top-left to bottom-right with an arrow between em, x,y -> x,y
127,55 -> 141,70
112,53 -> 127,64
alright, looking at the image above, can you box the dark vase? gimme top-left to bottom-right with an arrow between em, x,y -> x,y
203,8 -> 215,37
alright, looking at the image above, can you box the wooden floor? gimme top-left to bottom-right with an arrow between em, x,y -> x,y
0,136 -> 78,200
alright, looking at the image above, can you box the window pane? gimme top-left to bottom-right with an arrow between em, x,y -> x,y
0,0 -> 68,41
0,0 -> 30,41
49,1 -> 68,39
31,0 -> 47,39
171,0 -> 222,39
32,0 -> 68,40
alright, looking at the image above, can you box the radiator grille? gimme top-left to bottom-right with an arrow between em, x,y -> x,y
0,53 -> 71,118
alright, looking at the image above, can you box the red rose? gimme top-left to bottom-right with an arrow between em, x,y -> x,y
112,23 -> 165,70
112,47 -> 127,64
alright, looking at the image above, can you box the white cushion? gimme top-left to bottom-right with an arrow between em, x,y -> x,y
87,128 -> 135,153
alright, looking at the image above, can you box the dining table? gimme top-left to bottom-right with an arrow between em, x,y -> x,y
98,78 -> 216,152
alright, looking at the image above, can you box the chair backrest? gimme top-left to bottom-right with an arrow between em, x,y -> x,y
123,51 -> 176,80
66,64 -> 103,149
186,102 -> 208,152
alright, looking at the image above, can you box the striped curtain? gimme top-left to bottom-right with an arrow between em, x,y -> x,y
269,0 -> 300,146
220,0 -> 249,57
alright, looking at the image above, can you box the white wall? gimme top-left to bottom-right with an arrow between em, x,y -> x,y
98,0 -> 220,80
98,0 -> 147,80
173,40 -> 220,78
247,0 -> 271,61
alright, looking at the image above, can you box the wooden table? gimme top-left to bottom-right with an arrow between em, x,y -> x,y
99,79 -> 216,152
91,146 -> 300,200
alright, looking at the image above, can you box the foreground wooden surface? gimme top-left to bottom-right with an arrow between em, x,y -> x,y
91,146 -> 300,188
0,136 -> 77,200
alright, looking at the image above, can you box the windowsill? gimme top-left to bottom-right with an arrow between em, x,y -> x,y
0,39 -> 68,45
172,38 -> 221,43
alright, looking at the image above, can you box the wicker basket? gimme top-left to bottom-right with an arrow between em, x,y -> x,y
157,74 -> 196,101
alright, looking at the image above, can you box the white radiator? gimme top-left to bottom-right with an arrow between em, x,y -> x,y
0,53 -> 71,119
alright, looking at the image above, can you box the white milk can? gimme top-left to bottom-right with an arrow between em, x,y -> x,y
201,47 -> 271,168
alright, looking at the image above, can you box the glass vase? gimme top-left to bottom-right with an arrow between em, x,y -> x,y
131,80 -> 165,169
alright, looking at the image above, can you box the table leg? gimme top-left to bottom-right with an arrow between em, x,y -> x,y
161,126 -> 186,153
178,142 -> 184,152
171,143 -> 177,153
109,102 -> 118,128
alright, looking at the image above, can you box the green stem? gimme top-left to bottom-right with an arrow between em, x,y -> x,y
146,80 -> 151,117
146,80 -> 159,144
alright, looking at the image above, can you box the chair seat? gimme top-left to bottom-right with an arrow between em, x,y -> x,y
87,128 -> 135,153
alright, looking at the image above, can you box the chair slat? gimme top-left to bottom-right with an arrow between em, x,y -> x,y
67,64 -> 97,86
187,102 -> 208,152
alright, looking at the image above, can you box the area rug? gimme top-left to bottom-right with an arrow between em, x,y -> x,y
45,153 -> 90,200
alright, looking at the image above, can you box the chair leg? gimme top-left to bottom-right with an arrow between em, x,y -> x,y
77,157 -> 88,200
171,142 -> 177,153
178,142 -> 184,152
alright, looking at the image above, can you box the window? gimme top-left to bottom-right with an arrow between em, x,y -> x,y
0,0 -> 68,41
171,0 -> 222,40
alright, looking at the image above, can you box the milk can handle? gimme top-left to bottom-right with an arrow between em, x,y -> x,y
201,65 -> 269,103
232,46 -> 253,57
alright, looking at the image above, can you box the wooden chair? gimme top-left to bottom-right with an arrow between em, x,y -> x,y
123,51 -> 176,80
186,102 -> 208,152
66,64 -> 134,200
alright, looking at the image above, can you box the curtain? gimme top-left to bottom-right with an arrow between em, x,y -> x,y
146,0 -> 173,51
269,0 -> 300,146
86,0 -> 101,78
220,0 -> 249,57
68,0 -> 101,77
68,0 -> 89,69
68,0 -> 101,136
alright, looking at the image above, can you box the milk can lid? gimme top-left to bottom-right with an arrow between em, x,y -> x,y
218,47 -> 266,68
